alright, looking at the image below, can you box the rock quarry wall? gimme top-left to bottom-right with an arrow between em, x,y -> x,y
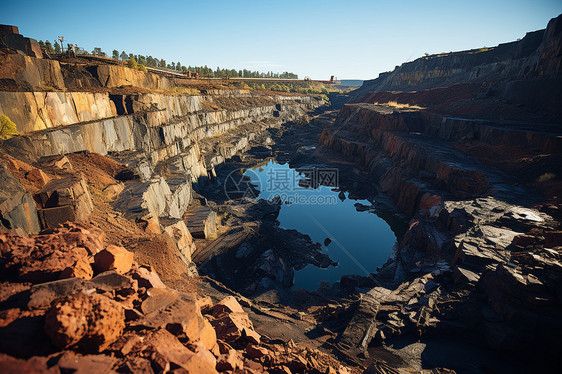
350,14 -> 562,108
0,53 -> 175,92
321,103 -> 561,217
0,53 -> 320,276
321,99 -> 561,354
1,90 -> 316,234
319,17 -> 562,356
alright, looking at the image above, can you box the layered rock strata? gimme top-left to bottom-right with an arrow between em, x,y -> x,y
322,87 -> 561,362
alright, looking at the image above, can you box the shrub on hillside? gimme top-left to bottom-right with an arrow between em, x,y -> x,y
126,57 -> 148,72
0,114 -> 18,140
127,57 -> 139,70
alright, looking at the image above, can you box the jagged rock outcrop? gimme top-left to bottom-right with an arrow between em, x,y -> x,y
44,292 -> 126,351
0,50 -> 174,93
321,100 -> 561,219
0,153 -> 97,234
0,223 -> 104,283
0,25 -> 42,58
352,14 -> 561,96
96,64 -> 173,90
324,97 -> 562,358
34,176 -> 94,229
479,231 -> 562,349
0,60 -> 320,308
335,196 -> 562,364
0,54 -> 65,90
0,165 -> 40,234
0,91 -> 118,133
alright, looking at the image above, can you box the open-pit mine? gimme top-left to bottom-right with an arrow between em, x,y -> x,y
0,14 -> 561,374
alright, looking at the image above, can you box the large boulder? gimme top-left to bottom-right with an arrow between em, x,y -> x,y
130,266 -> 166,289
94,245 -> 134,275
0,165 -> 41,235
34,176 -> 94,229
132,291 -> 214,348
146,329 -> 218,373
210,312 -> 255,344
211,296 -> 245,317
44,292 -> 125,352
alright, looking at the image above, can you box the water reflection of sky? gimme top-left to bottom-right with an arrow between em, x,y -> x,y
245,160 -> 398,291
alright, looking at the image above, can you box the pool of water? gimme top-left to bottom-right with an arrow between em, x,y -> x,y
244,159 -> 400,291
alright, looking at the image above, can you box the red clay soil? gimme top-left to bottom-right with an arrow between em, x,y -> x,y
87,193 -> 199,293
65,152 -> 126,188
63,152 -> 198,292
0,153 -> 53,193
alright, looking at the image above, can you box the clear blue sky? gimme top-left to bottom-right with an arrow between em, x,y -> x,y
2,0 -> 561,80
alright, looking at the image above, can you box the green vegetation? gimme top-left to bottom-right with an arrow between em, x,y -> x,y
37,41 -> 298,79
91,47 -> 105,56
39,40 -> 54,53
98,48 -> 299,79
249,81 -> 335,95
126,57 -> 147,72
125,58 -> 137,69
0,114 -> 18,140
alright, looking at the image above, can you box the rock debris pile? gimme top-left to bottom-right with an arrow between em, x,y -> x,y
0,224 -> 354,373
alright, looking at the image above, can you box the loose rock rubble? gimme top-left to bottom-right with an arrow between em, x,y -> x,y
331,196 -> 562,371
479,236 -> 562,350
0,225 -> 355,373
44,292 -> 125,351
0,222 -> 106,283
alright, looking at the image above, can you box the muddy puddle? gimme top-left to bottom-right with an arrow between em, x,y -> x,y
243,159 -> 400,290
